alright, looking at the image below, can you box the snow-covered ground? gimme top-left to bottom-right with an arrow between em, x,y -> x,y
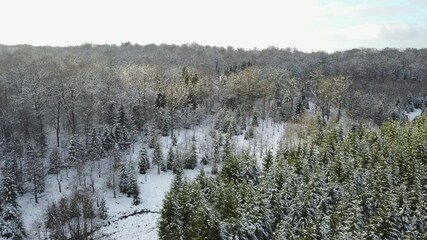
19,117 -> 286,240
406,108 -> 423,121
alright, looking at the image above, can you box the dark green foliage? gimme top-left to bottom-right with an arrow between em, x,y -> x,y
220,153 -> 259,184
48,147 -> 61,174
119,165 -> 130,195
154,93 -> 166,109
160,117 -> 169,137
131,104 -> 145,131
139,148 -> 150,174
262,150 -> 273,172
149,130 -> 157,149
153,142 -> 163,165
128,175 -> 140,205
1,156 -> 26,239
295,94 -> 305,116
184,144 -> 197,170
252,112 -> 259,127
166,147 -> 174,170
102,130 -> 115,152
88,128 -> 103,159
159,116 -> 427,239
171,134 -> 177,146
222,128 -> 233,162
245,126 -> 254,140
98,198 -> 108,220
159,175 -> 221,240
114,104 -> 131,150
153,142 -> 166,172
172,150 -> 184,176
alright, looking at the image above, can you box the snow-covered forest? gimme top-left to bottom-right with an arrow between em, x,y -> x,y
0,43 -> 427,239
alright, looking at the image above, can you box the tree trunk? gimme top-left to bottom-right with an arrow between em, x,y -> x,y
113,173 -> 116,198
34,173 -> 38,204
56,100 -> 61,147
71,109 -> 76,135
169,107 -> 174,137
56,173 -> 62,193
336,98 -> 342,123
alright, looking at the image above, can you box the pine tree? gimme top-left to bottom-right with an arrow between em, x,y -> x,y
167,147 -> 174,170
153,142 -> 162,165
252,112 -> 259,127
68,135 -> 77,163
90,128 -> 103,157
160,117 -> 170,137
173,150 -> 184,176
1,156 -> 26,239
223,126 -> 233,162
153,142 -> 166,173
48,147 -> 61,174
128,175 -> 140,205
172,134 -> 178,146
149,129 -> 157,149
295,94 -> 305,116
119,165 -> 130,195
211,136 -> 220,174
114,104 -> 130,150
98,198 -> 108,220
184,144 -> 197,169
263,150 -> 273,172
159,183 -> 180,240
103,129 -> 115,152
139,147 -> 150,174
245,126 -> 254,140
211,157 -> 219,175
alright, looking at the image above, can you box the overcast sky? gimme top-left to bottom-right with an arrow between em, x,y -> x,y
1,0 -> 426,52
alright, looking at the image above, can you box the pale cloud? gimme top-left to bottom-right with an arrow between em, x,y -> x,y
408,0 -> 427,4
0,0 -> 426,52
322,3 -> 412,17
333,24 -> 417,41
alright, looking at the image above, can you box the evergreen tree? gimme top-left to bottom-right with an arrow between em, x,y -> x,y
139,147 -> 150,174
223,126 -> 234,162
262,150 -> 273,172
159,180 -> 181,240
102,129 -> 115,152
167,147 -> 174,170
153,142 -> 166,173
172,150 -> 184,176
128,175 -> 140,205
68,135 -> 77,164
153,142 -> 162,165
172,134 -> 178,146
211,158 -> 219,175
98,198 -> 108,220
160,117 -> 170,137
1,156 -> 26,239
48,147 -> 61,174
295,94 -> 305,116
149,129 -> 157,149
119,165 -> 130,195
245,126 -> 254,140
114,104 -> 130,150
252,112 -> 259,127
184,144 -> 197,170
